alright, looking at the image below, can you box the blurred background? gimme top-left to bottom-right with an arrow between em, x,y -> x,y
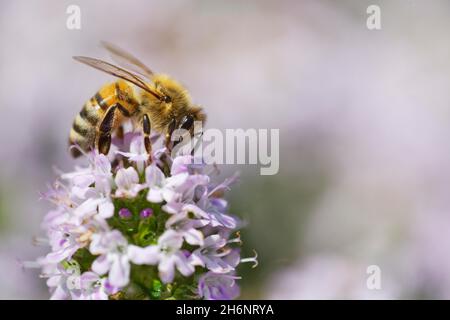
1,0 -> 450,299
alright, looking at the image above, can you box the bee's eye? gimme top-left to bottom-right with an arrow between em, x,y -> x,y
162,95 -> 171,103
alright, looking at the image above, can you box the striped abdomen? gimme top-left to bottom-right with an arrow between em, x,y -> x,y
69,80 -> 139,157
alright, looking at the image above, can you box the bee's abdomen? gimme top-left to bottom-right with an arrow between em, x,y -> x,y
69,81 -> 139,157
69,98 -> 103,157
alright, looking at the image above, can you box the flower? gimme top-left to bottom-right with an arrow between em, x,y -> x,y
128,229 -> 196,283
62,152 -> 113,197
145,155 -> 209,205
77,272 -> 118,300
45,260 -> 81,300
90,230 -> 132,288
116,134 -> 149,173
145,164 -> 169,203
140,208 -> 153,219
189,235 -> 234,273
114,167 -> 144,198
34,129 -> 255,300
118,208 -> 132,219
198,272 -> 241,300
45,227 -> 83,264
197,191 -> 238,229
165,210 -> 206,244
61,153 -> 115,219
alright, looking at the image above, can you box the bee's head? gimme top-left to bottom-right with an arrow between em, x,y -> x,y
151,74 -> 206,123
171,107 -> 206,150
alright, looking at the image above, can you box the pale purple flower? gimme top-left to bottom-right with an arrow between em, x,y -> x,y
40,200 -> 109,266
196,192 -> 238,229
40,182 -> 74,210
165,212 -> 205,245
146,165 -> 191,204
167,155 -> 210,203
128,229 -> 195,283
114,167 -> 144,198
89,230 -> 131,288
163,203 -> 211,228
45,228 -> 83,264
198,272 -> 241,300
36,131 -> 253,300
145,156 -> 209,205
70,197 -> 114,224
45,261 -> 81,300
145,164 -> 169,203
194,173 -> 241,229
116,135 -> 149,173
207,172 -> 239,197
43,207 -> 100,264
161,173 -> 193,203
65,168 -> 97,200
72,198 -> 102,222
97,199 -> 115,219
170,155 -> 194,175
40,207 -> 69,231
177,196 -> 237,230
189,235 -> 234,273
61,153 -> 114,219
62,153 -> 113,197
76,272 -> 118,300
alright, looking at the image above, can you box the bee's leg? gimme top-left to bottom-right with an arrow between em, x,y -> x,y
142,114 -> 152,160
97,105 -> 117,155
165,118 -> 177,150
97,103 -> 130,155
116,103 -> 130,143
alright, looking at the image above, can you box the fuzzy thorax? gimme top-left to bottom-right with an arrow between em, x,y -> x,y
139,74 -> 206,132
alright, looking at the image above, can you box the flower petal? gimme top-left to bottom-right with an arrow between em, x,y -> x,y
130,135 -> 146,155
91,255 -> 110,275
145,164 -> 165,188
50,285 -> 69,300
171,155 -> 193,175
108,255 -> 130,287
115,167 -> 139,190
147,188 -> 164,203
174,252 -> 195,277
189,251 -> 205,267
183,228 -> 204,246
98,200 -> 114,218
183,204 -> 210,220
128,245 -> 159,265
158,230 -> 184,249
158,256 -> 176,283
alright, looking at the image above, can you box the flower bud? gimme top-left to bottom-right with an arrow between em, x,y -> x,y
139,208 -> 153,219
118,208 -> 132,219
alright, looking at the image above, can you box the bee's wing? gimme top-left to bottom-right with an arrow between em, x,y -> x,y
73,56 -> 161,100
101,41 -> 154,79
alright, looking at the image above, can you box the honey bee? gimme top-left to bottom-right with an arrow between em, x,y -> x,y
69,42 -> 206,158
